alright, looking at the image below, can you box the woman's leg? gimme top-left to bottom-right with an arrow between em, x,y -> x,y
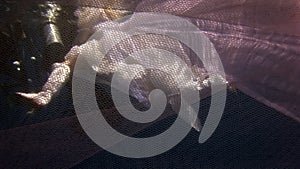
17,46 -> 80,107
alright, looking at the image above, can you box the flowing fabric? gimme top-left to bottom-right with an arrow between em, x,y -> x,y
135,0 -> 300,121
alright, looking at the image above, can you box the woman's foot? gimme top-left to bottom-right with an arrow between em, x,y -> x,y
16,91 -> 52,108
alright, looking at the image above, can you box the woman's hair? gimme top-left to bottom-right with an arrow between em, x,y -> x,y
76,0 -> 139,29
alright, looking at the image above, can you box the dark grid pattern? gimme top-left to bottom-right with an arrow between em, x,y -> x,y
1,0 -> 300,168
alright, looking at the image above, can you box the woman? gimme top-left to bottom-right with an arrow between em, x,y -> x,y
17,0 -> 300,122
